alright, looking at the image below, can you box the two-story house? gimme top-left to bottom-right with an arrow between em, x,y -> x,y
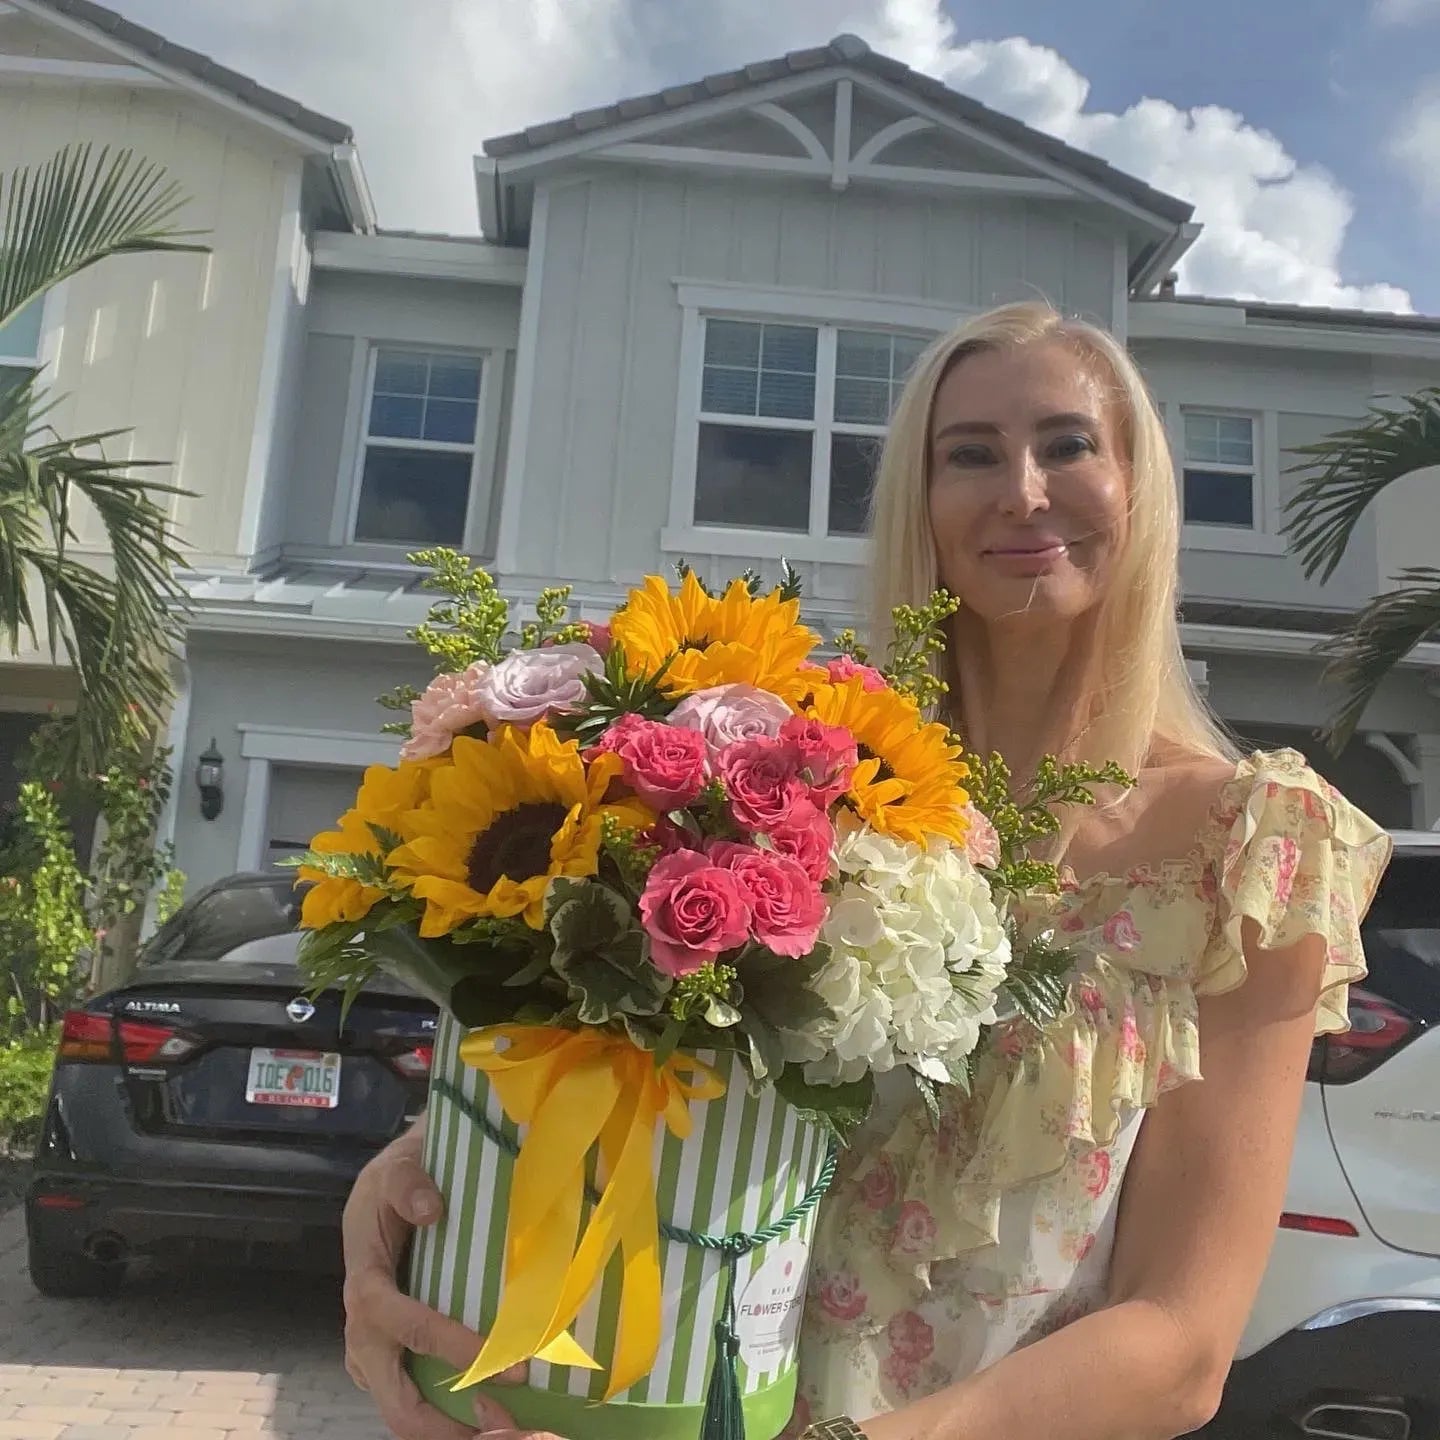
5,4 -> 1439,895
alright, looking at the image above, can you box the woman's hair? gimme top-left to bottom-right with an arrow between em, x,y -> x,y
867,299 -> 1237,774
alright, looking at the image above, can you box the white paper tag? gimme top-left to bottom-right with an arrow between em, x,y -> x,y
734,1239 -> 810,1371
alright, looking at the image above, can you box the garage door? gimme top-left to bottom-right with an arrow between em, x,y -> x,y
265,765 -> 366,870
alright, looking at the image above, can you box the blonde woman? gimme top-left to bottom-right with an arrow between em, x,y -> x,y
340,302 -> 1391,1440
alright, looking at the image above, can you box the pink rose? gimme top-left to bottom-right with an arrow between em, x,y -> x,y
826,655 -> 887,692
886,1311 -> 935,1363
1101,910 -> 1140,952
816,1270 -> 867,1322
638,851 -> 751,976
778,715 -> 856,805
667,684 -> 792,762
960,803 -> 1000,869
767,803 -> 834,884
709,843 -> 824,957
401,662 -> 493,760
892,1200 -> 937,1256
472,643 -> 603,727
1079,1147 -> 1111,1199
859,1155 -> 898,1212
715,735 -> 806,833
592,713 -> 708,810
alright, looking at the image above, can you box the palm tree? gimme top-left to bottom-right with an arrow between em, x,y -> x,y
1282,387 -> 1440,752
0,143 -> 207,778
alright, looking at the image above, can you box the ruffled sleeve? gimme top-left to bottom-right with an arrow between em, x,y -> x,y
1195,749 -> 1392,1035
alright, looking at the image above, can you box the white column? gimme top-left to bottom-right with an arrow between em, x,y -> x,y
1412,734 -> 1440,830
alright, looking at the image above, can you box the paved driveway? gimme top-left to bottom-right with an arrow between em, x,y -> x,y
0,1211 -> 390,1440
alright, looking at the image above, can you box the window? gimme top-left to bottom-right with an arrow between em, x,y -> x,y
353,348 -> 483,546
1182,410 -> 1256,529
692,318 -> 926,540
0,296 -> 45,399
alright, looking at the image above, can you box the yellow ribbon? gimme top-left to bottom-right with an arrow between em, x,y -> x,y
451,1025 -> 726,1400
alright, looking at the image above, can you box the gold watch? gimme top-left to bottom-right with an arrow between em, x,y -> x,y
802,1420 -> 870,1439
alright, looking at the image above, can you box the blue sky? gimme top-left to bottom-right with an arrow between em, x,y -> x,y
114,0 -> 1440,314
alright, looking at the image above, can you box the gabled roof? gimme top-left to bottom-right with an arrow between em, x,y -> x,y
484,33 -> 1193,227
23,0 -> 352,144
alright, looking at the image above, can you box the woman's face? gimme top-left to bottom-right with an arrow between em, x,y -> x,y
927,339 -> 1130,627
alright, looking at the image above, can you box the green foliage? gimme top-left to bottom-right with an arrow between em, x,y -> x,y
774,1069 -> 875,1146
880,592 -> 961,710
599,815 -> 661,895
518,585 -> 584,650
998,930 -> 1077,1031
402,548 -> 511,674
556,642 -> 675,744
668,962 -> 740,1028
546,879 -> 670,1025
0,1026 -> 58,1151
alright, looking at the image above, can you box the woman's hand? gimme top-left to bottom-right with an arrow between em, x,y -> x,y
342,1119 -> 525,1439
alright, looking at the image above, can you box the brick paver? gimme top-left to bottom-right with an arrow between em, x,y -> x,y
0,1212 -> 391,1440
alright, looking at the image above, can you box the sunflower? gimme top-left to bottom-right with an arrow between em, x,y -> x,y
804,676 -> 970,846
610,571 -> 819,701
387,722 -> 652,935
298,761 -> 435,929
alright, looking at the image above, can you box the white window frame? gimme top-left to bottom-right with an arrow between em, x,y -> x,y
1165,402 -> 1284,556
342,342 -> 491,551
663,280 -> 964,564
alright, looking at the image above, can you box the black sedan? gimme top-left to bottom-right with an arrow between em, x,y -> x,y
25,871 -> 437,1297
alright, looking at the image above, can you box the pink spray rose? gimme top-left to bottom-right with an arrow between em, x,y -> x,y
638,851 -> 752,976
959,803 -> 1001,869
471,643 -> 603,727
778,715 -> 857,806
708,842 -> 825,958
715,735 -> 806,833
667,684 -> 792,762
591,713 -> 708,810
825,654 -> 887,692
766,802 -> 835,884
400,662 -> 493,760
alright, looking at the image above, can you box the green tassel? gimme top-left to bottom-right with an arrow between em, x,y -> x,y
699,1253 -> 746,1440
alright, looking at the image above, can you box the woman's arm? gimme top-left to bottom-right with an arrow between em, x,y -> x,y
860,922 -> 1327,1440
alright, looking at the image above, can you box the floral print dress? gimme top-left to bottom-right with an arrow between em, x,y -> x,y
792,749 -> 1392,1426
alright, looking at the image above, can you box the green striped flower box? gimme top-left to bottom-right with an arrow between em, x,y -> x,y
407,1010 -> 829,1440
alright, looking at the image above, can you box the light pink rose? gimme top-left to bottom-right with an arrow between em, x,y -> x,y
667,684 -> 793,762
708,842 -> 825,958
816,1270 -> 867,1322
1102,910 -> 1141,952
960,803 -> 1001,869
892,1200 -> 937,1256
591,713 -> 708,810
826,655 -> 887,692
859,1155 -> 898,1212
886,1311 -> 935,1363
638,851 -> 751,976
715,735 -> 806,833
471,643 -> 603,727
778,715 -> 857,805
767,803 -> 834,884
400,662 -> 492,760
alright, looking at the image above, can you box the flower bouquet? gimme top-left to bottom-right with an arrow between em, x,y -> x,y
291,550 -> 1124,1440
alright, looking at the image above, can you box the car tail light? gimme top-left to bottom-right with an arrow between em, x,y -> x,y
388,1044 -> 433,1080
57,1010 -> 197,1065
1308,989 -> 1417,1084
1279,1212 -> 1360,1238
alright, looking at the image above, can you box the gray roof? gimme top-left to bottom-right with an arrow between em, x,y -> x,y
27,0 -> 352,145
484,33 -> 1193,226
1142,294 -> 1440,334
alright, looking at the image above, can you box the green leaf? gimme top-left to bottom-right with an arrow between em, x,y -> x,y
999,929 -> 1076,1031
652,1012 -> 688,1067
912,1071 -> 942,1131
774,1069 -> 875,1145
553,930 -> 670,1025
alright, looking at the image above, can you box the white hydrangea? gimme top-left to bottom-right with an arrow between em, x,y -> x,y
780,825 -> 1012,1086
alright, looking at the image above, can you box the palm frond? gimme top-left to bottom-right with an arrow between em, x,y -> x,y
1283,389 -> 1440,584
1315,567 -> 1440,751
0,143 -> 208,326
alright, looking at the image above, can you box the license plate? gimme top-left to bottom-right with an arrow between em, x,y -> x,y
245,1048 -> 341,1109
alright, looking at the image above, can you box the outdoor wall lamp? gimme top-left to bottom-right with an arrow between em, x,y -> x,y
196,739 -> 225,821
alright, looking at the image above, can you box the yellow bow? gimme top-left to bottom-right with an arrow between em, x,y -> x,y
451,1025 -> 726,1400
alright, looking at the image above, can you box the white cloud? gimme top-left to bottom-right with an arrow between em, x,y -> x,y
1390,85 -> 1440,211
109,0 -> 1412,311
1372,0 -> 1440,25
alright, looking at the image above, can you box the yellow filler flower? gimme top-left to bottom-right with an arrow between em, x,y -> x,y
388,722 -> 652,935
805,675 -> 970,846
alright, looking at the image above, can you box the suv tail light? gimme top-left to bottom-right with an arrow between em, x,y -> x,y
57,1010 -> 199,1065
1309,988 -> 1417,1084
387,1044 -> 433,1080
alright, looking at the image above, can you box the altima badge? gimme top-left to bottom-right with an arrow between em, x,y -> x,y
286,996 -> 316,1023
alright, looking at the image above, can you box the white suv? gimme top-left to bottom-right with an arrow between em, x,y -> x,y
1210,830 -> 1440,1440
